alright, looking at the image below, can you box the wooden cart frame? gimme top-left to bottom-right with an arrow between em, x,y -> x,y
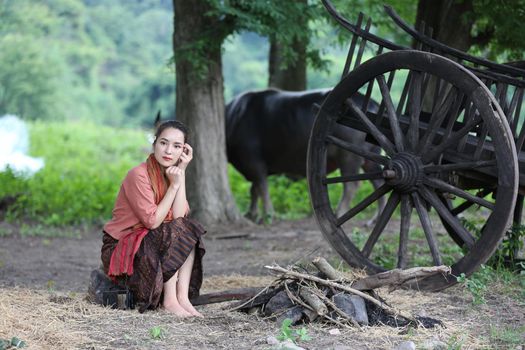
307,0 -> 525,290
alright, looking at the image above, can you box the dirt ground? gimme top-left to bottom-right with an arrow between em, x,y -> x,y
0,218 -> 524,349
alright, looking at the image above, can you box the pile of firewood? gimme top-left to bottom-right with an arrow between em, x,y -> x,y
89,256 -> 448,328
227,257 -> 448,328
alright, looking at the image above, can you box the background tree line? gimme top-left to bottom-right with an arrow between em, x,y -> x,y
3,0 -> 522,126
0,0 -> 373,125
1,0 -> 524,225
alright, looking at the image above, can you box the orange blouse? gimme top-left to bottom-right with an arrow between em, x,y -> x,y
103,162 -> 188,240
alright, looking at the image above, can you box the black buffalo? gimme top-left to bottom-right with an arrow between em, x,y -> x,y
225,88 -> 384,222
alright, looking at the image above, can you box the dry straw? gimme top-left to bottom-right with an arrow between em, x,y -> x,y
0,275 -> 510,349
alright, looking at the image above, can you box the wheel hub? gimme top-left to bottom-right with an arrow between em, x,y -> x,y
383,152 -> 423,193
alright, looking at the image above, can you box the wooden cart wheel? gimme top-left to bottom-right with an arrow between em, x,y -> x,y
307,50 -> 518,290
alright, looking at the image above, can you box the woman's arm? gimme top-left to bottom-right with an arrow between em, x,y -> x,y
171,143 -> 193,218
171,172 -> 187,218
151,182 -> 180,228
123,165 -> 180,229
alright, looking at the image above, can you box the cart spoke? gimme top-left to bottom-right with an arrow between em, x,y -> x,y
375,71 -> 396,127
377,75 -> 405,152
398,195 -> 412,268
423,177 -> 495,211
423,159 -> 496,172
450,188 -> 493,216
325,136 -> 390,165
412,191 -> 442,265
419,186 -> 476,249
362,191 -> 400,257
336,184 -> 391,226
423,114 -> 482,163
417,86 -> 460,154
510,88 -> 524,135
345,99 -> 396,156
407,71 -> 423,151
432,77 -> 443,112
397,71 -> 412,115
456,98 -> 477,152
323,171 -> 384,185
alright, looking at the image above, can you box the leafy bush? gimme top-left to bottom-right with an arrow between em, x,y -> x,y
1,121 -> 147,225
229,167 -> 375,221
228,168 -> 314,220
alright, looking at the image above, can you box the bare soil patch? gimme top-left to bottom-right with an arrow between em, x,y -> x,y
0,218 -> 523,349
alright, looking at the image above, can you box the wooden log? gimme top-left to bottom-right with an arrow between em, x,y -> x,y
212,233 -> 251,240
283,282 -> 316,321
299,287 -> 328,316
229,286 -> 281,311
191,287 -> 264,306
350,265 -> 451,291
265,265 -> 417,323
312,257 -> 344,280
303,308 -> 318,322
309,288 -> 361,329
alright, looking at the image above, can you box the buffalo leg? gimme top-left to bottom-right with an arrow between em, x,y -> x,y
362,154 -> 386,227
335,151 -> 362,218
245,183 -> 260,222
246,177 -> 274,224
258,177 -> 274,224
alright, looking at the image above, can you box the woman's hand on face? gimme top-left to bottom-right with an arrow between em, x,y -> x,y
177,143 -> 193,171
165,166 -> 183,187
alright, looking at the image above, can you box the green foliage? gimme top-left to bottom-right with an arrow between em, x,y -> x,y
0,1 -> 64,120
456,260 -> 525,305
228,167 -> 312,221
149,326 -> 165,340
1,121 -> 146,226
277,318 -> 311,344
223,33 -> 269,101
0,0 -> 174,126
472,0 -> 525,60
269,176 -> 311,220
295,327 -> 312,342
46,280 -> 56,292
445,333 -> 467,350
1,121 -> 320,228
1,0 -> 523,128
324,0 -> 417,47
489,325 -> 525,347
456,265 -> 491,305
228,164 -> 379,222
0,168 -> 29,200
228,165 -> 251,214
461,218 -> 525,272
489,224 -> 525,270
0,336 -> 27,349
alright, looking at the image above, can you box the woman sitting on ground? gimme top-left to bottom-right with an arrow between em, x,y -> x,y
101,120 -> 205,317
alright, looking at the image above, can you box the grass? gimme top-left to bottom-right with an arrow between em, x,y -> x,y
489,324 -> 525,347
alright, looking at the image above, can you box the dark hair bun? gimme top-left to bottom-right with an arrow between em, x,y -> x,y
154,120 -> 189,143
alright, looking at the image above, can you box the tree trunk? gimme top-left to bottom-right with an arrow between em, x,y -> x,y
268,35 -> 307,91
173,0 -> 243,224
415,0 -> 474,52
268,0 -> 308,91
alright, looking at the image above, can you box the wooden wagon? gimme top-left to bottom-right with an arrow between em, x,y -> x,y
307,0 -> 525,290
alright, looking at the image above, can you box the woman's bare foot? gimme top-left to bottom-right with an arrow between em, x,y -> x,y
178,298 -> 203,317
163,301 -> 192,317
